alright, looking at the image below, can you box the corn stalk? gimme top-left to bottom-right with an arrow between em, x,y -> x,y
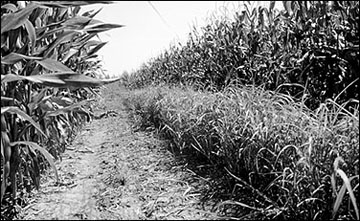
1,1 -> 121,211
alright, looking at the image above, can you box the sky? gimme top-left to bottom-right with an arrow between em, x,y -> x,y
80,1 -> 279,77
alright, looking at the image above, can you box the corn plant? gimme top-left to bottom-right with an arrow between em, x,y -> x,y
1,1 -> 122,218
122,1 -> 359,111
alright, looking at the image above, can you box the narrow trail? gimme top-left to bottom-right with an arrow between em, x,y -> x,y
18,83 -> 223,220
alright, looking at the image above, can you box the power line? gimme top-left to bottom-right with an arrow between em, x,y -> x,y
147,1 -> 179,39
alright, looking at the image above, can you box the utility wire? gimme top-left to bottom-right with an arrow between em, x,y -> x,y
147,1 -> 179,39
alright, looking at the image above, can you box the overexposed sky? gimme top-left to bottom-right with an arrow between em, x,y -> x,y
80,1 -> 278,77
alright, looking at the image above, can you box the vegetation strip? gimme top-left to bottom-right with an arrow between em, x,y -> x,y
122,84 -> 358,220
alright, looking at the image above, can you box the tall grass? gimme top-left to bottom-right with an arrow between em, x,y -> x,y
123,85 -> 359,220
1,1 -> 121,218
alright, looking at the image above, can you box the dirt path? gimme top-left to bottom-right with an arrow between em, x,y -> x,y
18,83 -> 223,220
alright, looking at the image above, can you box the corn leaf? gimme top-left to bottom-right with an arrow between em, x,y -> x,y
50,96 -> 74,107
87,41 -> 107,57
82,7 -> 103,19
35,1 -> 113,8
84,40 -> 104,48
11,141 -> 59,183
36,58 -> 74,72
61,48 -> 79,63
24,19 -> 36,49
44,31 -> 80,57
62,15 -> 103,28
85,23 -> 124,34
45,99 -> 93,117
1,73 -> 120,88
25,73 -> 121,88
28,89 -> 48,112
1,106 -> 47,138
0,96 -> 21,105
1,2 -> 39,34
1,174 -> 6,203
1,3 -> 17,13
1,52 -> 42,65
61,15 -> 92,28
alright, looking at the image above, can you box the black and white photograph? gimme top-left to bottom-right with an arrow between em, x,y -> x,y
1,1 -> 359,220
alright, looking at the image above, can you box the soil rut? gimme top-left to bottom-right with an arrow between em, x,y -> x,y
18,83 -> 222,220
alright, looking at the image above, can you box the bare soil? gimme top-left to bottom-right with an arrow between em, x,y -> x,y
17,83 -> 227,220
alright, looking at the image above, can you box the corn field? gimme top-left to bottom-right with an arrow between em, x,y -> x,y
121,1 -> 359,220
1,1 -> 121,218
123,1 -> 358,111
